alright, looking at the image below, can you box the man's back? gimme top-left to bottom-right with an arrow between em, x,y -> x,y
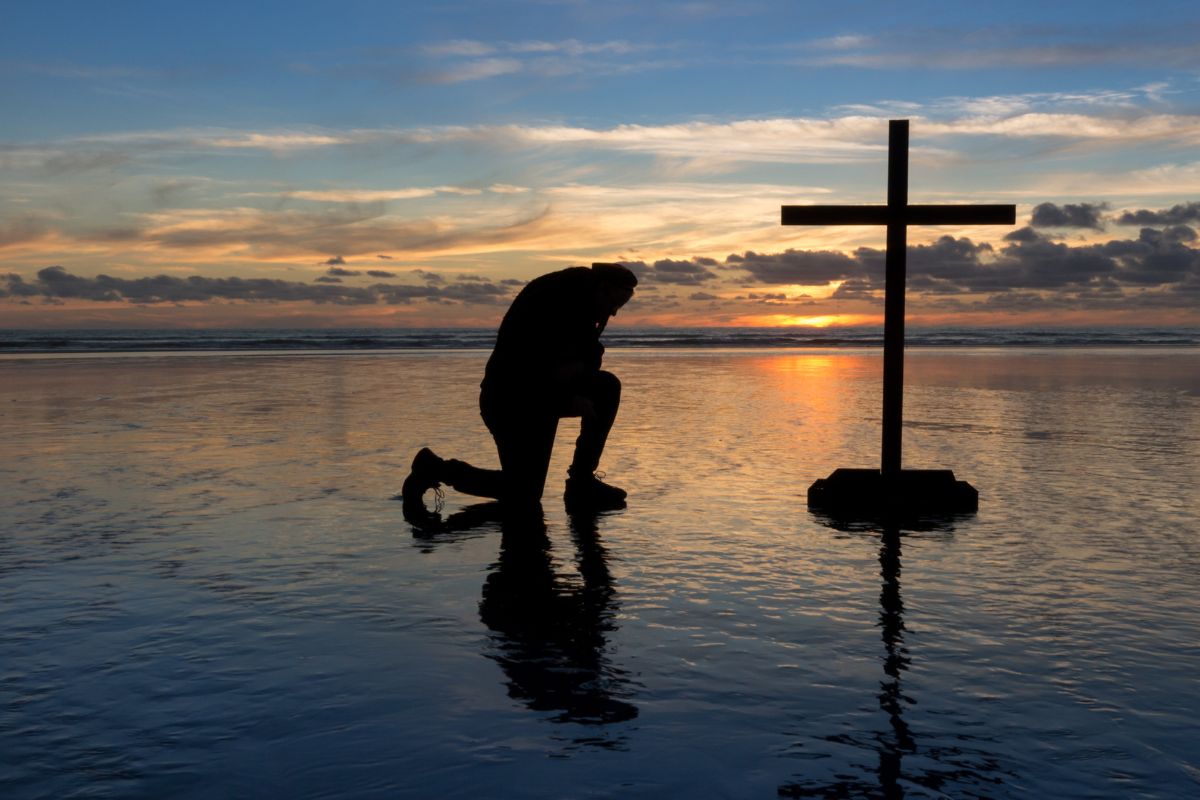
482,266 -> 604,397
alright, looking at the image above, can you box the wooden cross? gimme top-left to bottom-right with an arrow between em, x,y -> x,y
783,119 -> 1015,500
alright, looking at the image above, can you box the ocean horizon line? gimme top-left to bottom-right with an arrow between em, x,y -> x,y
3,326 -> 1200,354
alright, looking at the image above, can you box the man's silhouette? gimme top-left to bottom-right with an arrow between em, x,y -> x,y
403,262 -> 637,511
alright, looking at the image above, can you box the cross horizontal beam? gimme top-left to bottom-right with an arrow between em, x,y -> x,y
781,204 -> 1016,226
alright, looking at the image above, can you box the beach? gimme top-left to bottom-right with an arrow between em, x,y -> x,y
2,346 -> 1199,798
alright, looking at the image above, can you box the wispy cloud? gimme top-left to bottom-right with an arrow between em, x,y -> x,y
8,60 -> 149,81
426,57 -> 524,84
0,214 -> 54,248
790,27 -> 1200,70
243,185 -> 526,203
4,59 -> 177,102
810,34 -> 872,51
10,105 -> 1198,174
806,45 -> 1068,69
422,38 -> 644,58
117,204 -> 555,259
407,37 -> 673,83
421,40 -> 499,58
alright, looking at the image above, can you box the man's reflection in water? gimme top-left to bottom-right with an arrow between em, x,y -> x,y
481,510 -> 637,725
406,501 -> 637,733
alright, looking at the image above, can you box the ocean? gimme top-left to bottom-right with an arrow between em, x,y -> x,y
1,339 -> 1198,797
2,326 -> 1199,354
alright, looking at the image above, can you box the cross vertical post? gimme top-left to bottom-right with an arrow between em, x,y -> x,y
882,119 -> 908,478
781,119 -> 1016,516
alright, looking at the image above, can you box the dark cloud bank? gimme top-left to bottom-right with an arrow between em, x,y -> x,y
723,225 -> 1199,309
1115,202 -> 1200,227
2,267 -> 515,306
5,204 -> 1198,314
1029,202 -> 1108,230
634,202 -> 1200,311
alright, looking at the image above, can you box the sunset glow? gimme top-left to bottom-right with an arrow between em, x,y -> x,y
743,314 -> 877,328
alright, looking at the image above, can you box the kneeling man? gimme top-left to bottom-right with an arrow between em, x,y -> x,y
403,262 -> 637,511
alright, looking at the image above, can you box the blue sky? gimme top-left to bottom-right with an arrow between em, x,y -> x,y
3,0 -> 1200,327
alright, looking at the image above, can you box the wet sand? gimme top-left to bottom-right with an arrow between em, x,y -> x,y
2,348 -> 1199,798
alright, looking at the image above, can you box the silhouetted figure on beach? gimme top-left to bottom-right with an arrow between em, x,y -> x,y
403,262 -> 637,511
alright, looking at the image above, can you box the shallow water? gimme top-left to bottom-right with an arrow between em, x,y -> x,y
2,348 -> 1198,798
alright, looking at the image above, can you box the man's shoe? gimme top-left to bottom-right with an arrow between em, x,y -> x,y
402,447 -> 445,502
564,473 -> 627,511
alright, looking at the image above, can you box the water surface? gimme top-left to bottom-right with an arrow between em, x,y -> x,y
2,349 -> 1198,798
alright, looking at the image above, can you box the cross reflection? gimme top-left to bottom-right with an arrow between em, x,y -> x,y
781,515 -> 991,799
876,525 -> 914,794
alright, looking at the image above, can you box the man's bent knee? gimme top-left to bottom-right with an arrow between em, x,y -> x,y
593,370 -> 621,403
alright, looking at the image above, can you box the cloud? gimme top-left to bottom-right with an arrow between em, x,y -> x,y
0,214 -> 53,248
366,269 -> 396,278
11,107 -> 1200,181
803,44 -> 1053,69
917,113 -> 1200,145
67,204 -> 554,260
290,189 -> 442,202
810,35 -> 872,51
1,266 -> 516,306
1030,202 -> 1108,230
1003,226 -> 1041,243
792,26 -> 1200,71
1116,202 -> 1200,227
907,236 -> 996,279
718,225 -> 1200,308
424,39 -> 643,58
376,254 -> 393,259
322,256 -> 346,265
726,249 -> 857,285
1163,225 -> 1197,243
12,60 -> 149,81
150,178 -> 205,207
198,132 -> 349,151
624,257 -> 719,285
40,151 -> 135,175
408,38 -> 662,84
247,186 -> 510,203
424,58 -> 523,84
830,278 -> 877,301
421,40 -> 497,58
0,272 -> 40,298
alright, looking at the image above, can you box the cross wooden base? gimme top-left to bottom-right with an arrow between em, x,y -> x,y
807,468 -> 978,517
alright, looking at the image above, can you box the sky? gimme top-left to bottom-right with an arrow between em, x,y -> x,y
3,0 -> 1200,329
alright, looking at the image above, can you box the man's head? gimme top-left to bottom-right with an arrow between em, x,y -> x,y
591,262 -> 637,318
